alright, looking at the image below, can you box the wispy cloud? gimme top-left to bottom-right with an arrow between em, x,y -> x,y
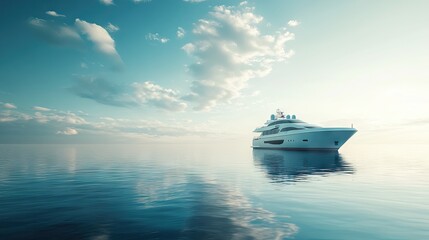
106,22 -> 119,33
0,108 -> 216,143
70,76 -> 136,107
145,33 -> 169,43
46,11 -> 66,17
70,76 -> 187,111
2,103 -> 17,109
0,107 -> 84,126
177,27 -> 185,38
0,109 -> 31,122
100,0 -> 114,5
0,108 -> 86,142
33,106 -> 51,111
287,20 -> 300,27
33,111 -> 87,125
183,4 -> 295,110
28,18 -> 82,46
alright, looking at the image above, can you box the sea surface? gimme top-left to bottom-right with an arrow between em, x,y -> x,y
0,143 -> 428,240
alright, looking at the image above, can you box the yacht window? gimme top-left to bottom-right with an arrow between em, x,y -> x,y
264,140 -> 284,145
267,119 -> 305,126
280,127 -> 303,132
262,128 -> 280,136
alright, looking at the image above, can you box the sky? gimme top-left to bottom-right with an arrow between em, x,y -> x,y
0,0 -> 428,144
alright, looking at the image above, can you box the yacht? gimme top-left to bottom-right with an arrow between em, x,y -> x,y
252,109 -> 357,151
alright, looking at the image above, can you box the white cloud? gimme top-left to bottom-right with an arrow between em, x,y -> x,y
29,18 -> 82,46
0,107 -> 217,143
0,107 -> 85,128
287,20 -> 300,27
46,11 -> 66,17
100,0 -> 114,5
33,106 -> 51,111
80,62 -> 88,68
0,110 -> 31,123
57,127 -> 78,135
177,27 -> 185,38
106,22 -> 119,33
133,0 -> 152,3
184,0 -> 207,3
70,76 -> 187,111
34,111 -> 87,125
183,4 -> 295,110
75,19 -> 121,59
0,117 -> 15,123
182,43 -> 196,54
133,82 -> 187,111
145,33 -> 169,43
3,103 -> 17,109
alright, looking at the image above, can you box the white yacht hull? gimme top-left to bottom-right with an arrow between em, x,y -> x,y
252,128 -> 357,151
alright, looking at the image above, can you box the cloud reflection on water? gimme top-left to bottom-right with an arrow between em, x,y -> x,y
134,175 -> 298,239
181,181 -> 298,240
1,145 -> 301,240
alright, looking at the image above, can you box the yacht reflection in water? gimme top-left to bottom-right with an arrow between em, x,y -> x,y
253,149 -> 354,183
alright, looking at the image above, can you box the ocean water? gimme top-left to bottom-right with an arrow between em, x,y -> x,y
0,143 -> 428,240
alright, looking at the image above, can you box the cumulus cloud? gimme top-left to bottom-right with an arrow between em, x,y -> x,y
46,11 -> 66,17
3,103 -> 17,109
100,0 -> 114,5
29,18 -> 82,46
70,76 -> 187,111
133,82 -> 187,111
177,27 -> 186,38
287,20 -> 300,27
182,4 -> 295,110
145,33 -> 169,43
57,127 -> 78,135
33,106 -> 51,111
106,22 -> 119,33
75,19 -> 121,60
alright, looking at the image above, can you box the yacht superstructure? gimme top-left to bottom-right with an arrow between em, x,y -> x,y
252,109 -> 357,150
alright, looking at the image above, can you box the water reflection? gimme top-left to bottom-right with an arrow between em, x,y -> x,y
182,181 -> 298,239
253,149 -> 354,183
0,145 -> 300,240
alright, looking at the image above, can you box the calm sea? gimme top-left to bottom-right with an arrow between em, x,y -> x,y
0,143 -> 428,240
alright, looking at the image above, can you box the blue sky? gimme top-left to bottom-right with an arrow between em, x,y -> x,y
0,0 -> 428,143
